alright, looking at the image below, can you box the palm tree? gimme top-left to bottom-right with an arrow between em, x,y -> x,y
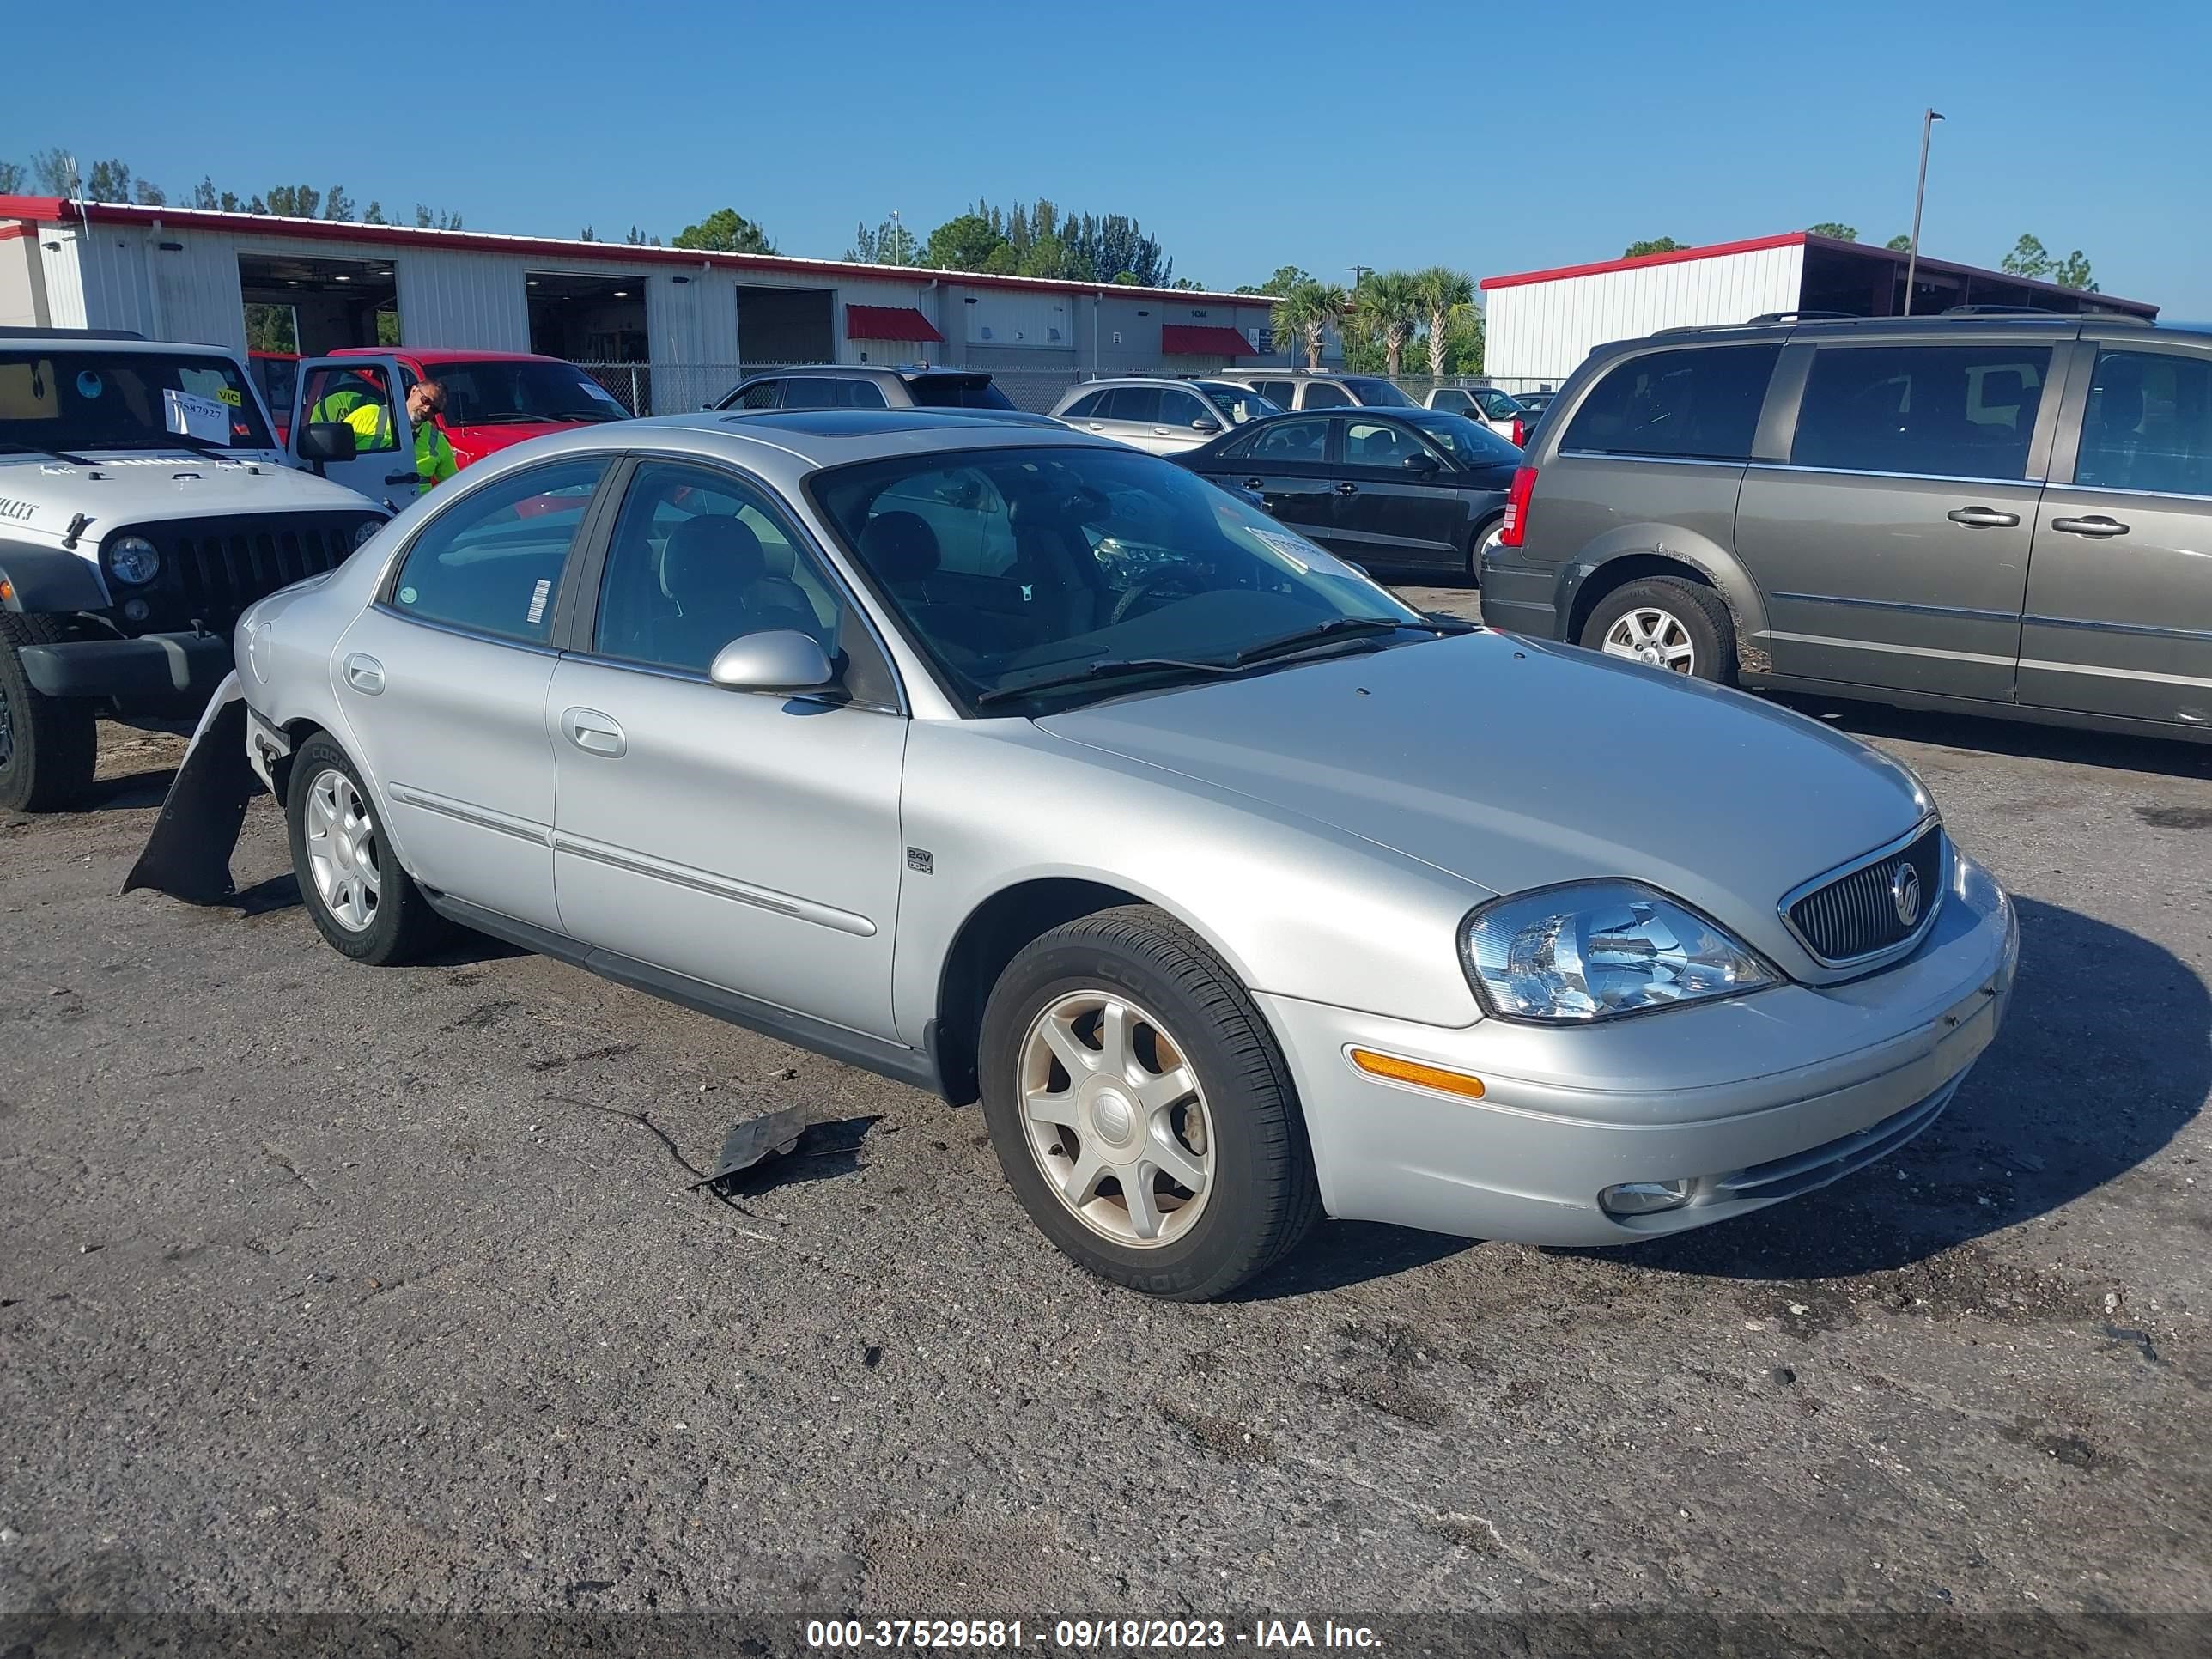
1351,272 -> 1421,378
1410,266 -> 1474,380
1271,282 -> 1347,370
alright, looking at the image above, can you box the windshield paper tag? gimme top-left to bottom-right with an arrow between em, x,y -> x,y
163,388 -> 231,443
1251,526 -> 1359,580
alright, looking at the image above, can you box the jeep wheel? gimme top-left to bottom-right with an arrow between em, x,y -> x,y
1579,577 -> 1735,685
978,905 -> 1321,1300
0,614 -> 99,813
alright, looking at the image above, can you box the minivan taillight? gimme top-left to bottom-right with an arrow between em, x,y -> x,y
1499,465 -> 1538,548
1510,416 -> 1527,447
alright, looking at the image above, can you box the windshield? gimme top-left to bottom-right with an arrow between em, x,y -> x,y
1193,382 -> 1283,425
1344,377 -> 1417,407
1402,409 -> 1524,465
906,374 -> 1017,410
811,444 -> 1424,713
0,349 -> 274,451
422,360 -> 629,424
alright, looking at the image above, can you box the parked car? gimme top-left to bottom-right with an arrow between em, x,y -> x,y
1208,370 -> 1418,412
321,347 -> 631,467
0,331 -> 386,810
1048,377 -> 1283,454
149,406 -> 2015,1298
1482,313 -> 2212,743
1513,388 -> 1559,418
714,363 -> 1022,413
1425,384 -> 1533,445
1175,407 -> 1521,578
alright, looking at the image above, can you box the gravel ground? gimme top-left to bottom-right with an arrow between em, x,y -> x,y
3,598 -> 2209,1642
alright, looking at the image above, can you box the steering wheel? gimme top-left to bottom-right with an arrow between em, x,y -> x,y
1109,568 -> 1207,627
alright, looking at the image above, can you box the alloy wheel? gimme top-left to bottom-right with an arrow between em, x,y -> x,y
303,769 -> 381,933
1601,606 -> 1697,674
1018,989 -> 1216,1249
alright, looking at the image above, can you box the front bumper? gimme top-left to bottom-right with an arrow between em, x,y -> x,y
1257,852 -> 2018,1246
19,631 -> 232,700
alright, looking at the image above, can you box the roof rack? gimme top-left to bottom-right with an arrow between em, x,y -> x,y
1746,310 -> 1857,324
0,325 -> 148,340
1941,304 -> 2065,316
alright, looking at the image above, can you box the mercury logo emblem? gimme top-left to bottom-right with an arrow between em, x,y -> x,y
1891,862 -> 1923,928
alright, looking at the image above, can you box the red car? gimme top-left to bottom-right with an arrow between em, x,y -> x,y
324,348 -> 630,468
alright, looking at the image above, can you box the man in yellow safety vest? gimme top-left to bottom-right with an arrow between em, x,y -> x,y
308,373 -> 457,495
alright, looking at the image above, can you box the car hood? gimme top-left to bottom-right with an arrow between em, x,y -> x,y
0,451 -> 380,535
443,420 -> 602,464
1036,630 -> 1932,971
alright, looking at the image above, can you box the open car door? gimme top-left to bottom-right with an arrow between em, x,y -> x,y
289,355 -> 418,507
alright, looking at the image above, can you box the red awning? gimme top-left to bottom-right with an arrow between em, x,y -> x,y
1161,324 -> 1254,357
845,303 -> 943,344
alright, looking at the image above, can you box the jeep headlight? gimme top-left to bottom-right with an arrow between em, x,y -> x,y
106,534 -> 161,586
1462,882 -> 1777,1023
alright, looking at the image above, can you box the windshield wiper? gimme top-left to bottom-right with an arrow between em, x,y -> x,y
0,440 -> 100,466
547,406 -> 623,422
91,431 -> 238,454
1223,614 -> 1417,666
974,655 -> 1240,708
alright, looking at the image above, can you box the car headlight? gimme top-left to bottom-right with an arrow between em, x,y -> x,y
1462,882 -> 1777,1023
352,518 -> 384,550
106,534 -> 161,586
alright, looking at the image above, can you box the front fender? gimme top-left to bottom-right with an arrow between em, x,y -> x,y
0,539 -> 112,613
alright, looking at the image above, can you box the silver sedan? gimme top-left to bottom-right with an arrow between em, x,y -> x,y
173,408 -> 2016,1299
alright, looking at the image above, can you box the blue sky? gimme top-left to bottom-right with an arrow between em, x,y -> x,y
8,0 -> 2209,313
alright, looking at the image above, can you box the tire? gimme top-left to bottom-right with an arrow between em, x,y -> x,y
0,614 -> 98,813
978,904 -> 1321,1300
1466,514 -> 1504,586
1578,575 -> 1735,685
285,733 -> 447,965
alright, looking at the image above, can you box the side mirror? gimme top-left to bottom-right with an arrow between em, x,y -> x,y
1401,451 -> 1442,474
1192,417 -> 1220,434
708,629 -> 836,694
297,422 -> 358,465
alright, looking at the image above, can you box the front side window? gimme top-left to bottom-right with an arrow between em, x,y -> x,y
302,363 -> 399,453
1157,388 -> 1213,429
1404,410 -> 1521,465
1562,344 -> 1778,462
2075,348 -> 2212,498
0,349 -> 276,451
1194,382 -> 1281,425
728,379 -> 781,410
388,457 -> 609,643
1474,387 -> 1525,419
811,444 -> 1420,714
1342,420 -> 1431,468
1428,388 -> 1475,414
779,377 -> 844,410
1791,344 -> 2052,481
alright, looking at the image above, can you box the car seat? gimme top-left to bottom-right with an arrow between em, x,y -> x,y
654,514 -> 764,671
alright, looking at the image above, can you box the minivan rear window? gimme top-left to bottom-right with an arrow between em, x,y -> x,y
1561,344 -> 1778,462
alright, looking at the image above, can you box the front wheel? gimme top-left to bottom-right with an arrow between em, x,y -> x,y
978,905 -> 1321,1300
1579,577 -> 1735,685
285,734 -> 446,964
0,615 -> 98,813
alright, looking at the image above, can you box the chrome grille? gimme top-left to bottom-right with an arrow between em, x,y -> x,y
147,515 -> 368,623
1784,823 -> 1944,966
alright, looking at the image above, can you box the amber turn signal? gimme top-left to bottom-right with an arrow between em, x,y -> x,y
1348,1048 -> 1486,1099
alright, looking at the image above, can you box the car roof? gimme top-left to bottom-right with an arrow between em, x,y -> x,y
761,363 -> 987,380
0,332 -> 236,356
328,347 -> 575,364
1644,313 -> 2204,345
611,407 -> 1105,465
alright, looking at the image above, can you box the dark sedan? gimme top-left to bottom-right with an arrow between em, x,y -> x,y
1174,407 -> 1522,580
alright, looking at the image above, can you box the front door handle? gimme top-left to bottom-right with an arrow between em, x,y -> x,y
342,652 -> 384,695
561,707 -> 626,758
1243,477 -> 1266,491
1335,482 -> 1359,496
2050,514 -> 2130,538
1947,506 -> 2020,528
385,471 -> 422,487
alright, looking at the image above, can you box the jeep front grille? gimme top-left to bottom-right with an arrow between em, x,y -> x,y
144,515 -> 372,623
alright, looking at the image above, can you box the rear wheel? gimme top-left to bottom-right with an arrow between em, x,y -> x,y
1579,576 -> 1735,685
1467,513 -> 1504,586
0,614 -> 98,813
978,906 -> 1320,1300
286,734 -> 446,964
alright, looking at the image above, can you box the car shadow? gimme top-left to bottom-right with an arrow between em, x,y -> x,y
1590,895 -> 2207,1282
1771,693 -> 2212,781
1231,1221 -> 1476,1301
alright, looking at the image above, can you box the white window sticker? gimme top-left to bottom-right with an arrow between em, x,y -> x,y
526,578 -> 552,627
163,388 -> 230,444
1250,526 -> 1360,580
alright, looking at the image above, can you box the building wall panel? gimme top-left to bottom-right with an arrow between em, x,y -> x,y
1485,245 -> 1803,385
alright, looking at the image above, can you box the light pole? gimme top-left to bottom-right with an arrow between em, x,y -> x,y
1347,264 -> 1372,289
1902,108 -> 1944,316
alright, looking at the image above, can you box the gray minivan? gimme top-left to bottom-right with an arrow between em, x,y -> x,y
1480,313 -> 2212,741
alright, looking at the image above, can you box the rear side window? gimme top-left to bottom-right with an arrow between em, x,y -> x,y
2075,348 -> 2212,497
1562,344 -> 1778,461
389,457 -> 609,643
1101,386 -> 1164,423
728,379 -> 781,410
1061,390 -> 1106,419
779,377 -> 842,409
1303,381 -> 1352,409
1792,344 -> 2052,481
1255,381 -> 1296,405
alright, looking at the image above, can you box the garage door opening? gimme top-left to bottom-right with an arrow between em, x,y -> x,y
527,271 -> 648,362
238,253 -> 398,355
735,286 -> 833,365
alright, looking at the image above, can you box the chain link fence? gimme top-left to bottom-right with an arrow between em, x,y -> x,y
570,361 -> 1563,419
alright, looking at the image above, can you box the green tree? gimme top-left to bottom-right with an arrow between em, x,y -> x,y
85,159 -> 131,201
578,226 -> 598,241
674,207 -> 774,253
264,185 -> 322,218
374,308 -> 401,347
30,149 -> 77,196
1808,222 -> 1857,241
363,201 -> 387,225
2001,233 -> 2052,279
323,185 -> 356,222
0,161 -> 24,193
1411,266 -> 1474,379
1016,234 -> 1071,278
923,211 -> 1007,272
413,204 -> 464,230
1350,271 -> 1421,377
847,216 -> 920,265
1623,236 -> 1688,258
1271,281 -> 1346,369
2049,249 -> 2097,291
1885,233 -> 1912,252
243,303 -> 297,353
1237,264 -> 1311,297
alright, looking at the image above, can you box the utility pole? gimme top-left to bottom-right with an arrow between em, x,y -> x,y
1347,264 -> 1372,289
1902,109 -> 1944,316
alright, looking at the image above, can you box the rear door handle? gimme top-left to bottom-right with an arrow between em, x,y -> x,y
342,652 -> 384,694
2050,514 -> 2130,538
1946,506 -> 2020,528
561,707 -> 626,757
1335,482 -> 1359,496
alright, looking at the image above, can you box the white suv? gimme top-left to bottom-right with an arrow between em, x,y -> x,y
1049,378 -> 1282,455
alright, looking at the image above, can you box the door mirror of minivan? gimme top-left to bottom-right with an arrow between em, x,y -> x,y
296,422 -> 358,465
708,629 -> 836,694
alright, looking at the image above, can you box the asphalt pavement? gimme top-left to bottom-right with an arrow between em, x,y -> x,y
3,598 -> 2209,1641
